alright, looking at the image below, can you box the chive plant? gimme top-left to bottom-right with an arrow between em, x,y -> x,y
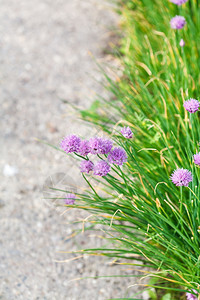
53,0 -> 200,298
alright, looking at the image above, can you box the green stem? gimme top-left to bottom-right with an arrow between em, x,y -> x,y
189,114 -> 196,153
74,152 -> 88,160
82,173 -> 100,199
180,186 -> 183,230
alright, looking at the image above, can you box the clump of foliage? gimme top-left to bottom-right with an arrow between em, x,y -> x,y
52,0 -> 200,299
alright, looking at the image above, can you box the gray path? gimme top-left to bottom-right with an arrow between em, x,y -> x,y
0,1 -> 147,299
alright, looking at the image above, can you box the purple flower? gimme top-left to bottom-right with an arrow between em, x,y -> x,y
108,147 -> 127,166
80,160 -> 94,174
89,137 -> 102,154
186,290 -> 198,300
184,99 -> 200,113
170,168 -> 192,187
78,140 -> 90,156
194,153 -> 200,166
170,16 -> 186,29
179,39 -> 185,47
170,0 -> 188,5
64,193 -> 76,205
93,160 -> 111,177
60,135 -> 81,153
89,137 -> 113,155
99,138 -> 113,154
121,126 -> 133,139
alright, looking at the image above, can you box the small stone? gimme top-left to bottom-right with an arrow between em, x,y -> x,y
3,164 -> 18,177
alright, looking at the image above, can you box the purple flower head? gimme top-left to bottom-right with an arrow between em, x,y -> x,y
64,193 -> 76,205
89,137 -> 102,154
78,140 -> 90,156
170,0 -> 188,5
186,290 -> 198,300
93,160 -> 111,177
170,16 -> 186,29
60,135 -> 81,153
121,126 -> 133,139
170,168 -> 192,187
108,147 -> 127,166
194,153 -> 200,166
80,160 -> 94,174
89,137 -> 112,155
179,39 -> 185,47
184,99 -> 200,113
99,138 -> 113,154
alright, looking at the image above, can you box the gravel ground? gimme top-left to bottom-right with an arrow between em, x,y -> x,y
0,1 -> 148,299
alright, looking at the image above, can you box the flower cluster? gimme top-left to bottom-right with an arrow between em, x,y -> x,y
93,160 -> 111,177
108,147 -> 127,166
60,135 -> 127,177
170,168 -> 192,187
80,160 -> 94,173
194,153 -> 200,166
170,15 -> 186,30
60,135 -> 81,153
89,137 -> 113,155
184,98 -> 200,113
121,126 -> 133,139
78,140 -> 90,156
64,193 -> 76,205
